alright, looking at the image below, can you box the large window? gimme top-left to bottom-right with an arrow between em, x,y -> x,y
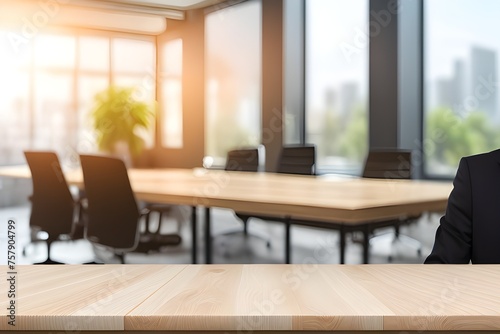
0,35 -> 31,165
205,1 -> 261,166
305,0 -> 368,174
161,38 -> 183,148
0,30 -> 155,166
33,35 -> 76,154
424,0 -> 500,177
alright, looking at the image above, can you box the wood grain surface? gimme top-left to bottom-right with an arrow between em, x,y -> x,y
0,265 -> 186,331
1,264 -> 500,332
0,166 -> 452,223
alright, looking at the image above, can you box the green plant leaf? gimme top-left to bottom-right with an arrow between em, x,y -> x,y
90,85 -> 154,157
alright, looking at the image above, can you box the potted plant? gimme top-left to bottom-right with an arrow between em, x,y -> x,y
90,86 -> 155,166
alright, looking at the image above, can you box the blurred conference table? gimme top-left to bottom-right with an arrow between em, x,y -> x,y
0,166 -> 452,264
1,264 -> 499,332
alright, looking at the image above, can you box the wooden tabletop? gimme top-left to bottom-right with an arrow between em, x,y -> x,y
0,166 -> 452,224
132,168 -> 452,223
0,166 -> 453,264
1,264 -> 499,332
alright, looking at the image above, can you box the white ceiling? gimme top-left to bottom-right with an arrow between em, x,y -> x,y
0,1 -> 168,34
86,0 -> 226,10
67,0 -> 228,20
1,0 -> 228,34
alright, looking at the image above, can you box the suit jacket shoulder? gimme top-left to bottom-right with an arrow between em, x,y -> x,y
456,149 -> 500,263
463,148 -> 500,167
425,148 -> 500,264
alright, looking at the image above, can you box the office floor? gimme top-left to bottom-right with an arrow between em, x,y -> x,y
0,204 -> 442,265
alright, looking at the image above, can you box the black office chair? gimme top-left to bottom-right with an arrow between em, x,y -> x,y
225,148 -> 259,172
277,145 -> 316,175
361,149 -> 422,261
216,148 -> 272,253
24,151 -> 85,264
80,154 -> 181,264
228,145 -> 316,257
362,149 -> 412,179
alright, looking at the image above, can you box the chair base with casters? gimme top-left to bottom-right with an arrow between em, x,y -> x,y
23,224 -> 86,261
143,204 -> 172,234
143,203 -> 188,235
386,217 -> 423,262
35,239 -> 63,265
350,216 -> 423,262
106,212 -> 182,264
135,233 -> 182,253
217,148 -> 272,253
386,235 -> 422,262
25,233 -> 94,265
238,214 -> 271,248
216,214 -> 272,257
217,145 -> 316,258
359,149 -> 423,262
24,198 -> 89,264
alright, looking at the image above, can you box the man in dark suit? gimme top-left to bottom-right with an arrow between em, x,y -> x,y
425,149 -> 500,264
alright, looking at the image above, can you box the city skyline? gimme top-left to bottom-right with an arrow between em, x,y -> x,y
426,0 -> 500,124
433,45 -> 498,122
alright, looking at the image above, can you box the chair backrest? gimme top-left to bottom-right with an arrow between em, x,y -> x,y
79,155 -> 140,251
24,151 -> 75,240
362,149 -> 412,179
225,148 -> 259,172
277,145 -> 316,175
